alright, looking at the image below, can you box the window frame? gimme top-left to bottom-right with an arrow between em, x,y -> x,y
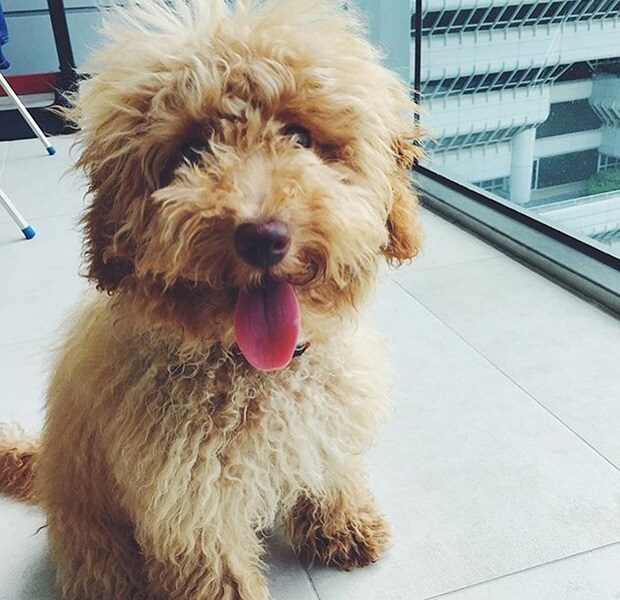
407,0 -> 620,315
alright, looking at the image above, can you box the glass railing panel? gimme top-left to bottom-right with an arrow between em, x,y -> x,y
413,0 -> 620,258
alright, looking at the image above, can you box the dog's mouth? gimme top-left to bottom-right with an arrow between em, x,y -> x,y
233,280 -> 301,371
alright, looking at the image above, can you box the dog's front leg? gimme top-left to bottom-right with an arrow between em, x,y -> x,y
139,519 -> 269,600
284,456 -> 390,571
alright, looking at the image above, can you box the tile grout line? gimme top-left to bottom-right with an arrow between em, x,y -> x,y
302,564 -> 322,600
390,277 -> 620,475
420,539 -> 620,600
280,540 -> 321,600
407,254 -> 501,274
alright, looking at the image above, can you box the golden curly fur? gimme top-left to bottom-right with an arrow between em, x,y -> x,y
0,0 -> 422,597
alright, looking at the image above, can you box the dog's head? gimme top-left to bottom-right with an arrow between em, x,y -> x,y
74,0 -> 422,369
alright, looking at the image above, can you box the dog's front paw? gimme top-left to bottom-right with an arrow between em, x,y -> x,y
312,510 -> 390,571
286,495 -> 390,571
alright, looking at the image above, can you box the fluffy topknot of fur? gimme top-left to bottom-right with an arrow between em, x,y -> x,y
84,0 -> 370,79
100,0 -> 364,40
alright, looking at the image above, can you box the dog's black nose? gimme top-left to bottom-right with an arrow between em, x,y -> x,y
234,221 -> 291,268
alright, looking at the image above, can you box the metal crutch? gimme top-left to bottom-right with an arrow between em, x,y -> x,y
0,187 -> 35,239
0,72 -> 56,156
0,71 -> 57,239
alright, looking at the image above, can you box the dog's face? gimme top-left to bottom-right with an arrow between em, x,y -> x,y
75,0 -> 421,368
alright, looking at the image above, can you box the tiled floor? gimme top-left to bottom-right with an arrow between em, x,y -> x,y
1,136 -> 619,600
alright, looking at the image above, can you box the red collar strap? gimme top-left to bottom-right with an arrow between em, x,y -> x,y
293,341 -> 311,358
232,341 -> 310,365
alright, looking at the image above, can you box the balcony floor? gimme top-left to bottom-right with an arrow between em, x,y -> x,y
1,136 -> 619,600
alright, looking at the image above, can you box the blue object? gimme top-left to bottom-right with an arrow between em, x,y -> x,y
47,146 -> 57,156
22,225 -> 36,240
0,1 -> 10,70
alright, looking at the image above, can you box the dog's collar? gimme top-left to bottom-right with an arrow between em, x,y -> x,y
233,341 -> 311,365
293,341 -> 311,359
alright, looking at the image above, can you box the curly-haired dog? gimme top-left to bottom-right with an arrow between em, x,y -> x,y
0,0 -> 421,598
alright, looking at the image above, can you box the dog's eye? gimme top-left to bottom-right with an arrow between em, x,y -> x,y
160,139 -> 213,187
181,140 -> 212,166
282,124 -> 313,149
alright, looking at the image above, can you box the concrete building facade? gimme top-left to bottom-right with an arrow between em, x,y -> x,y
415,0 -> 620,248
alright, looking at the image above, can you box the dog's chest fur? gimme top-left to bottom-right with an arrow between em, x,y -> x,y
134,339 -> 387,529
55,298 -> 391,533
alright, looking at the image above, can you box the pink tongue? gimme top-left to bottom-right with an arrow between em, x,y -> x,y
234,281 -> 300,371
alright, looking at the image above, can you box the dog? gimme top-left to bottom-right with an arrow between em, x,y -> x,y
0,0 -> 422,598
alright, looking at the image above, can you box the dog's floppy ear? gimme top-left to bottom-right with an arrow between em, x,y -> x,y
77,141 -> 147,293
383,135 -> 422,264
70,70 -> 160,293
80,187 -> 135,293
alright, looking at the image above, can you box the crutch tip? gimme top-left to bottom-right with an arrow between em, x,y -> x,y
47,146 -> 57,156
22,226 -> 36,240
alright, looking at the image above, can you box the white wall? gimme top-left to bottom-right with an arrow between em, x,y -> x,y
536,193 -> 620,237
599,126 -> 620,158
418,19 -> 620,81
550,79 -> 593,103
424,0 -> 526,10
424,85 -> 550,137
534,131 -> 602,160
428,143 -> 512,183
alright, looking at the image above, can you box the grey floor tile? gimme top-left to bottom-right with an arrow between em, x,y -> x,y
307,280 -> 620,600
0,142 -> 8,178
0,340 -> 52,433
0,136 -> 85,225
0,214 -> 86,346
0,499 -> 56,600
266,534 -> 319,600
393,255 -> 620,469
0,286 -> 85,348
427,542 -> 620,600
405,210 -> 500,273
0,213 -> 83,294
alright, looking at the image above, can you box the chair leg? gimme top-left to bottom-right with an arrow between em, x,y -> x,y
0,188 -> 35,239
0,73 -> 56,156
